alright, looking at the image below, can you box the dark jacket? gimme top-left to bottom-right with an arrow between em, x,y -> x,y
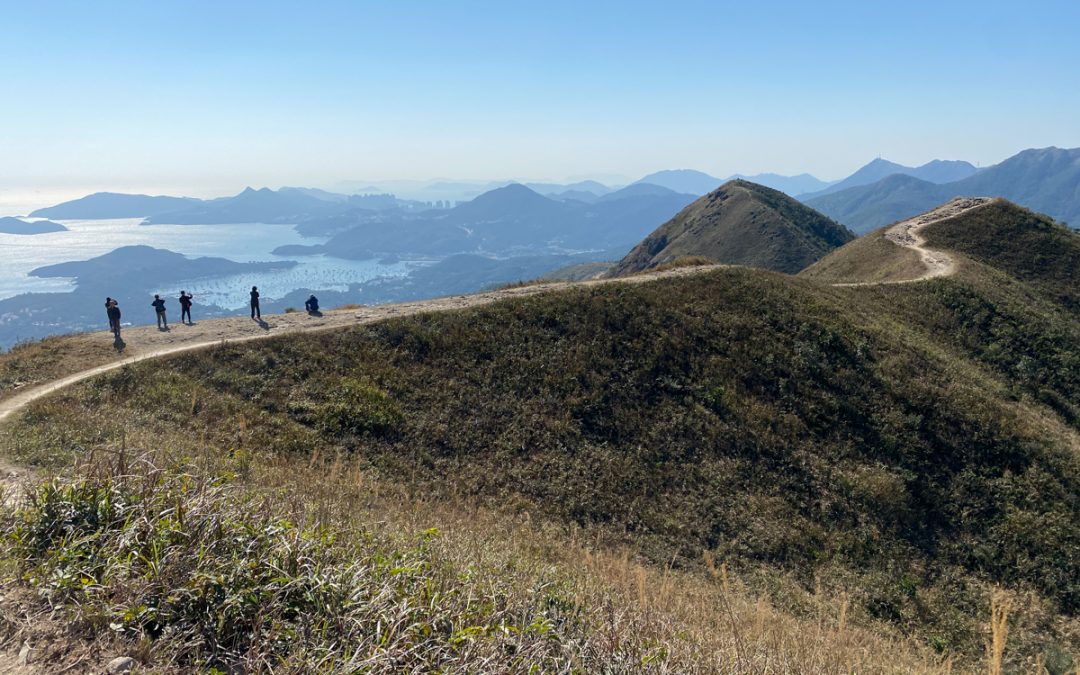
152,298 -> 166,313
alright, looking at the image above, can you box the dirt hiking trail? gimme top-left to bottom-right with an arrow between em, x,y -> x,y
0,199 -> 984,485
0,266 -> 710,429
0,200 -> 992,672
882,197 -> 991,280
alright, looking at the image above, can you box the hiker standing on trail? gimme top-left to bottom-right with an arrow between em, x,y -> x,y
179,290 -> 193,324
250,286 -> 261,319
106,299 -> 121,337
151,294 -> 169,329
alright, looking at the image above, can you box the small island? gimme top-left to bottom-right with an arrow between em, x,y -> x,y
0,216 -> 68,235
29,244 -> 299,289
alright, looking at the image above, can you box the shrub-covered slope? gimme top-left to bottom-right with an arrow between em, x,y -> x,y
609,180 -> 854,276
12,259 -> 1078,664
4,204 -> 1080,670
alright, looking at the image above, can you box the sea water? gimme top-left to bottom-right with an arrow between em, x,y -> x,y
0,218 -> 424,308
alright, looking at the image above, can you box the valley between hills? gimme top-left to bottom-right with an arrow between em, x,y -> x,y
1,188 -> 1079,673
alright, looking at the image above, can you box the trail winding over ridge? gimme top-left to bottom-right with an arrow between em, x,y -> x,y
829,197 -> 992,287
0,199 -> 987,490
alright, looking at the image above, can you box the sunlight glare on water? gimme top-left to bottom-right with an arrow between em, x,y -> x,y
0,218 -> 422,308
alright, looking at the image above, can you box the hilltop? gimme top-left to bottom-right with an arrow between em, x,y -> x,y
609,179 -> 854,276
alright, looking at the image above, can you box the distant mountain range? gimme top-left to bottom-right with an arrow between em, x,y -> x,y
798,158 -> 978,199
22,146 -> 1080,245
284,183 -> 698,259
0,216 -> 67,234
609,180 -> 854,276
805,147 -> 1080,233
634,169 -> 835,197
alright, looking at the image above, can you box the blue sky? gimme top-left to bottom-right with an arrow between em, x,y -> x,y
2,0 -> 1078,194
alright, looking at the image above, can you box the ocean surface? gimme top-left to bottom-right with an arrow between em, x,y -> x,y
0,217 -> 425,309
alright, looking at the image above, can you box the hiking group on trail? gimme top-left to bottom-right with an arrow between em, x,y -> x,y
102,287 -> 324,342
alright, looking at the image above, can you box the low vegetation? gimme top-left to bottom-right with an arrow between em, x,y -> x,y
799,226 -> 925,283
922,200 -> 1080,313
610,180 -> 853,276
1,202 -> 1078,671
0,335 -> 120,403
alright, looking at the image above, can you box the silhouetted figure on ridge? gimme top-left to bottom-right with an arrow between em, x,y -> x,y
305,294 -> 319,314
106,298 -> 121,337
250,286 -> 261,319
151,294 -> 168,330
179,290 -> 193,324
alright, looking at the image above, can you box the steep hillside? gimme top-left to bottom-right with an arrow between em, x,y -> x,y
807,147 -> 1080,232
8,252 -> 1079,669
610,180 -> 854,276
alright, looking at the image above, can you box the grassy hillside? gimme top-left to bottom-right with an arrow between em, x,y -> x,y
4,257 -> 1079,670
922,200 -> 1080,312
609,180 -> 854,276
799,225 -> 924,284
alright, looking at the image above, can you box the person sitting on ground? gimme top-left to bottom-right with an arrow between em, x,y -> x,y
304,294 -> 319,313
250,286 -> 261,320
178,290 -> 193,324
151,294 -> 168,329
107,299 -> 122,337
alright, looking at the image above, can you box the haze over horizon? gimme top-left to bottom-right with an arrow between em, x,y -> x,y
3,0 -> 1079,197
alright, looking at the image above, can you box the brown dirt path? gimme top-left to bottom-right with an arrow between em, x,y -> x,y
832,197 -> 992,287
0,266 -> 712,430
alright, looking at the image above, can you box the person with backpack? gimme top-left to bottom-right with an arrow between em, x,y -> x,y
151,294 -> 168,329
250,286 -> 261,319
178,290 -> 194,324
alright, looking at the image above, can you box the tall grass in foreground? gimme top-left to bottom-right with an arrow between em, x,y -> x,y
1,444 -> 954,673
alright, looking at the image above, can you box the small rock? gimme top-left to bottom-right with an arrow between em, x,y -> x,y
107,656 -> 136,673
18,642 -> 34,665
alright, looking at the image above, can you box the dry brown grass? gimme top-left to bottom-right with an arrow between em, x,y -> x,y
0,334 -> 122,404
0,397 -> 959,673
800,228 -> 925,284
643,255 -> 719,275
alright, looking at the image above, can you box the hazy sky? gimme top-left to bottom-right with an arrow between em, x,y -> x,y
2,0 -> 1079,194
